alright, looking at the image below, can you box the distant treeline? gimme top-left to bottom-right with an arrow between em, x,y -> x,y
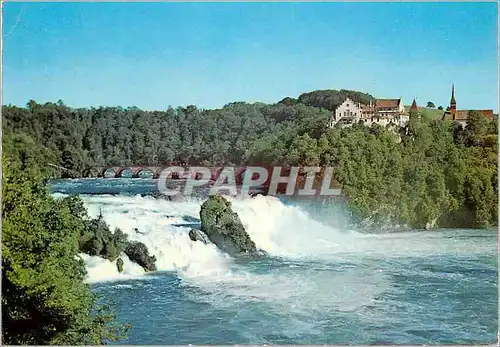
2,89 -> 498,228
1,89 -> 373,172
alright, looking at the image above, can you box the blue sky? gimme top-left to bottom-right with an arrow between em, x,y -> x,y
2,2 -> 498,111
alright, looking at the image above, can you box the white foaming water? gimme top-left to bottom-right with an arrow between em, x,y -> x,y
50,189 -> 497,343
227,195 -> 493,260
79,253 -> 148,283
228,195 -> 355,259
53,193 -> 494,279
52,193 -> 494,316
70,194 -> 233,283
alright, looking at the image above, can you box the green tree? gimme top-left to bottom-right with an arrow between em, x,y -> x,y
464,110 -> 490,146
2,134 -> 129,344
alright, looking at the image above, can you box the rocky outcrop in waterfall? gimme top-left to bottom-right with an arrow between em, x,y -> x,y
116,257 -> 124,273
124,241 -> 157,272
198,194 -> 263,256
77,211 -> 158,272
189,228 -> 211,244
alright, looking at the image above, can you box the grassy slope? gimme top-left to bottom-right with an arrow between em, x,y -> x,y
404,106 -> 445,120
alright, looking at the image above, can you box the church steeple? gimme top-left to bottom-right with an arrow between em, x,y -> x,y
450,84 -> 456,107
450,83 -> 457,119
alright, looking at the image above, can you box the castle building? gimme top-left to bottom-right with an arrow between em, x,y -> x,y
375,98 -> 406,118
329,96 -> 408,128
329,97 -> 363,127
442,84 -> 494,127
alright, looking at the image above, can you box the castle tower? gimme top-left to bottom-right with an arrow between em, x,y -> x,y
450,84 -> 457,119
409,98 -> 418,112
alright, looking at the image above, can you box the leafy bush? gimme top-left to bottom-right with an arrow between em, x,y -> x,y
2,134 -> 129,344
78,214 -> 128,262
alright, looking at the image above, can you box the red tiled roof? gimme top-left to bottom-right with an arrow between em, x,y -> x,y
456,109 -> 495,120
375,99 -> 400,109
443,109 -> 495,121
361,104 -> 375,111
474,109 -> 494,119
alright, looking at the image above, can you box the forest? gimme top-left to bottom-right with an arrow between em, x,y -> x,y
2,88 -> 498,230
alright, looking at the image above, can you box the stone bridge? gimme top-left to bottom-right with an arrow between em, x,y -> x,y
80,165 -> 343,197
81,165 -> 316,181
82,165 -> 180,179
81,165 -> 246,180
81,165 -> 339,192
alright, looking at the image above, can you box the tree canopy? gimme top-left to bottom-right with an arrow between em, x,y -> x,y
2,133 -> 130,344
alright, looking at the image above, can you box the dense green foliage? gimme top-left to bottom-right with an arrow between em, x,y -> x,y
2,98 -> 332,174
2,91 -> 497,229
2,133 -> 129,344
280,89 -> 375,111
79,210 -> 128,262
313,111 -> 497,229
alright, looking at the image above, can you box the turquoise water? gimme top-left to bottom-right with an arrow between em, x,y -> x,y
50,178 -> 498,344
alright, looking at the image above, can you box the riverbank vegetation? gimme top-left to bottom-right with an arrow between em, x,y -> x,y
2,133 -> 131,344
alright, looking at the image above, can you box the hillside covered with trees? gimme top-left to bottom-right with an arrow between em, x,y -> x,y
3,89 -> 498,231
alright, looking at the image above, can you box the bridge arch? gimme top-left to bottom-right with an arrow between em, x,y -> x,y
82,168 -> 99,178
152,167 -> 164,179
153,166 -> 183,179
102,167 -> 116,178
134,167 -> 155,178
115,167 -> 133,178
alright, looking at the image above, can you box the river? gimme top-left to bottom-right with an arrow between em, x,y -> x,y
49,178 -> 498,344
